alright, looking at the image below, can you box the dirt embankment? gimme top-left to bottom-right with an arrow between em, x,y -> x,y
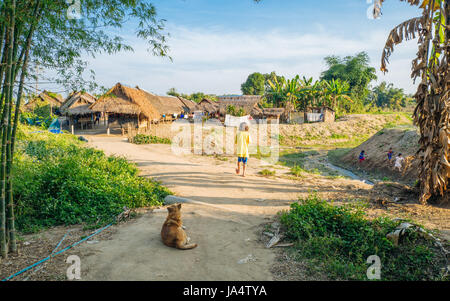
279,113 -> 412,147
334,127 -> 420,185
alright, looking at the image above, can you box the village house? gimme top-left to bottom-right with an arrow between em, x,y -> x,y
217,95 -> 263,119
23,90 -> 64,115
60,91 -> 98,130
89,83 -> 196,133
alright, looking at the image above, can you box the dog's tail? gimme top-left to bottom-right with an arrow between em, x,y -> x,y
177,243 -> 198,250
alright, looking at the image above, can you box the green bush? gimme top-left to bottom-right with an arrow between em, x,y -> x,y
259,169 -> 276,176
13,128 -> 171,233
131,134 -> 172,145
280,195 -> 447,280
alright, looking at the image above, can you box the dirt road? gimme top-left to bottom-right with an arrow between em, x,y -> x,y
76,136 -> 370,281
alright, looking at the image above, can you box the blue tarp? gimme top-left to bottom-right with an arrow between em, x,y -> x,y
48,118 -> 63,134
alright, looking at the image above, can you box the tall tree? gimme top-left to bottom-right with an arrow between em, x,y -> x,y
0,0 -> 170,260
321,52 -> 378,103
241,72 -> 266,95
375,0 -> 449,204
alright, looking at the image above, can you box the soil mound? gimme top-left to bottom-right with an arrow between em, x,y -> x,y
337,127 -> 420,185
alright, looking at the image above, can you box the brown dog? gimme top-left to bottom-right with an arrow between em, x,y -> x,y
161,204 -> 198,250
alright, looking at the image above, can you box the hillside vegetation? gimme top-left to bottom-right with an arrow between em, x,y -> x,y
279,113 -> 413,149
13,126 -> 171,233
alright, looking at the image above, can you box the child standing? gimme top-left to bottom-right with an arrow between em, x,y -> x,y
387,148 -> 394,164
359,151 -> 366,163
395,153 -> 404,172
236,123 -> 251,177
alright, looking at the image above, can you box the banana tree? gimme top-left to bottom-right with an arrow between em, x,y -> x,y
375,0 -> 449,204
322,79 -> 353,113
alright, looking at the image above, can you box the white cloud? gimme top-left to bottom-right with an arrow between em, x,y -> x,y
83,25 -> 419,96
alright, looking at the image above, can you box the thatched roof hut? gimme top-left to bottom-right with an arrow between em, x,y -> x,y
146,94 -> 191,117
195,98 -> 219,115
177,97 -> 197,112
61,91 -> 97,116
90,83 -> 161,122
263,108 -> 285,119
90,83 -> 196,124
23,90 -> 64,112
217,95 -> 262,116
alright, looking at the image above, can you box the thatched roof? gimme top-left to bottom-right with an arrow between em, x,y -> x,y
90,83 -> 160,121
90,83 -> 194,121
23,90 -> 64,111
147,94 -> 190,116
217,95 -> 262,116
195,98 -> 219,114
177,97 -> 197,112
263,108 -> 286,116
61,91 -> 97,116
306,106 -> 335,113
251,106 -> 264,117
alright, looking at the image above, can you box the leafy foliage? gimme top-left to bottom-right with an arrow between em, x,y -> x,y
13,128 -> 171,233
321,52 -> 378,104
131,134 -> 172,145
167,88 -> 218,103
241,72 -> 266,95
226,105 -> 245,117
280,195 -> 447,280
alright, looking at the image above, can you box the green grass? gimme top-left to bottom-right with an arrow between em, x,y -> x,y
280,195 -> 447,281
131,134 -> 172,145
259,169 -> 276,176
14,126 -> 171,233
330,133 -> 349,139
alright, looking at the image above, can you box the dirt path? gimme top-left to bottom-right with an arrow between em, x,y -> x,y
74,136 -> 370,281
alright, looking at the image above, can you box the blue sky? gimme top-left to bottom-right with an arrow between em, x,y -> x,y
43,0 -> 422,96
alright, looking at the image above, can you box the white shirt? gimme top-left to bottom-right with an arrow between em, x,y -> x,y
395,156 -> 404,168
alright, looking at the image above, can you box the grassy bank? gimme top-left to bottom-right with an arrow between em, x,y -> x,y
279,195 -> 447,281
130,134 -> 172,145
14,126 -> 171,233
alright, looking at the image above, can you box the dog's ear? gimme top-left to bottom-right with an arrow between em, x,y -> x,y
177,203 -> 182,210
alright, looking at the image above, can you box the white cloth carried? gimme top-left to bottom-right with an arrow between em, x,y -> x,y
224,115 -> 253,127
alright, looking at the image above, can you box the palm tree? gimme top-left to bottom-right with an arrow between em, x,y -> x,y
322,79 -> 353,113
375,0 -> 449,204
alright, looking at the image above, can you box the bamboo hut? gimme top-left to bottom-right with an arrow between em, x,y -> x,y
217,95 -> 262,117
60,91 -> 98,130
195,98 -> 219,117
90,83 -> 160,132
23,90 -> 64,114
304,106 -> 335,123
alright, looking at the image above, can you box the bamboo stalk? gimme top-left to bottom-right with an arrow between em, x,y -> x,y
0,0 -> 14,259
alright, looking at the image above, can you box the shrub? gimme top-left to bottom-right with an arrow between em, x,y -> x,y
259,169 -> 276,176
280,195 -> 447,280
131,134 -> 172,145
13,128 -> 171,233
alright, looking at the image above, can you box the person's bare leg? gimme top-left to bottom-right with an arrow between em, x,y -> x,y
236,161 -> 240,175
242,163 -> 246,177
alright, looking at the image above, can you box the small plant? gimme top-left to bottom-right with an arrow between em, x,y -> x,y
14,126 -> 172,233
291,165 -> 305,177
280,195 -> 447,281
131,134 -> 172,145
259,169 -> 276,176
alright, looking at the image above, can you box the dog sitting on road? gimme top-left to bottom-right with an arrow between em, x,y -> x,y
161,204 -> 198,250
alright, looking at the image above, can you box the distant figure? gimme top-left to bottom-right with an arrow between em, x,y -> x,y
387,147 -> 394,163
395,153 -> 404,172
359,151 -> 366,163
236,123 -> 251,177
94,113 -> 101,125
